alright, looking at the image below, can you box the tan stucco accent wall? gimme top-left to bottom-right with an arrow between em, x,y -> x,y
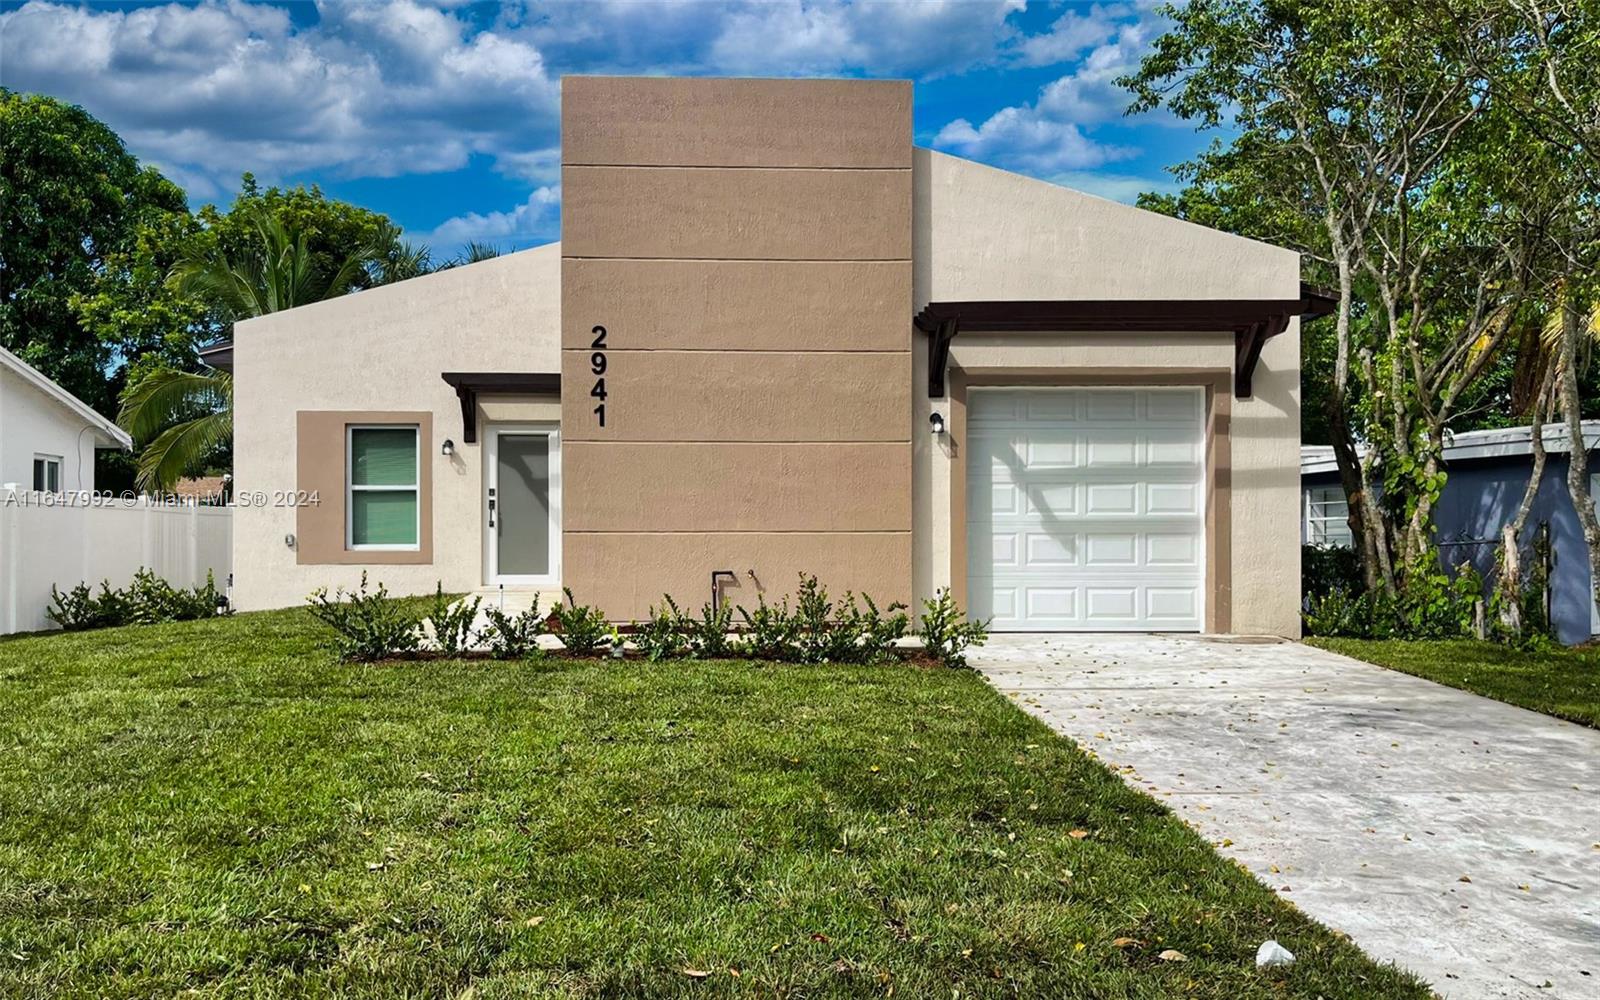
912,149 -> 1303,638
232,245 -> 561,610
561,76 -> 914,620
294,411 -> 433,565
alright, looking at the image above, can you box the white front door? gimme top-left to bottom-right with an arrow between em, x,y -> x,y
485,426 -> 560,586
967,387 -> 1206,631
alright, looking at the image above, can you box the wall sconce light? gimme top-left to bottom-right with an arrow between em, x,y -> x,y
441,439 -> 455,457
929,412 -> 946,436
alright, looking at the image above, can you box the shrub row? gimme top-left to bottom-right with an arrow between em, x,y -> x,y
47,570 -> 228,631
1302,552 -> 1552,648
306,573 -> 988,668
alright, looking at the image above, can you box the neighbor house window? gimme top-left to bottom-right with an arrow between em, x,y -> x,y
1305,485 -> 1353,548
32,455 -> 61,493
346,426 -> 420,550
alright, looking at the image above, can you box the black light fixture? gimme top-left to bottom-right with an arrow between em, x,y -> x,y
441,439 -> 455,457
929,412 -> 946,436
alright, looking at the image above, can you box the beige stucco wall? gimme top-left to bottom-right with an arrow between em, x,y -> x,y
232,243 -> 561,610
912,149 -> 1304,637
560,76 -> 914,620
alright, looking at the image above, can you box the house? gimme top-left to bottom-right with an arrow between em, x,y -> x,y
1301,422 -> 1600,644
224,76 -> 1330,636
0,344 -> 131,494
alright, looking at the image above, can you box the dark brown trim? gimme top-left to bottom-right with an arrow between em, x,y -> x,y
916,284 -> 1331,400
439,372 -> 561,443
198,340 -> 233,372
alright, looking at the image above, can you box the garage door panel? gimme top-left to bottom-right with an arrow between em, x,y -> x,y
1086,390 -> 1138,421
968,387 -> 1204,631
1086,482 -> 1139,514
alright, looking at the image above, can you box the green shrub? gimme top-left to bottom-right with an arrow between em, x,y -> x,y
306,573 -> 422,661
1303,543 -> 1362,599
916,588 -> 989,668
738,594 -> 799,661
633,596 -> 690,662
481,601 -> 546,659
425,584 -> 480,655
683,600 -> 734,659
47,570 -> 224,631
846,592 -> 910,664
553,588 -> 609,654
46,582 -> 102,631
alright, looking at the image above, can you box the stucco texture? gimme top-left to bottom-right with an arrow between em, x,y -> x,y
911,150 -> 1304,638
231,244 -> 560,610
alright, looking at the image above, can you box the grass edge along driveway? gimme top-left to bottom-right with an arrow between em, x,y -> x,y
1309,637 -> 1600,729
0,609 -> 1432,998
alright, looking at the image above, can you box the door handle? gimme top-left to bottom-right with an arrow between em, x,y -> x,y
488,497 -> 496,528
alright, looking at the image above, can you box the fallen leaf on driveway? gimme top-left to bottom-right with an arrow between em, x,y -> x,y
1457,875 -> 1471,883
1158,949 -> 1187,962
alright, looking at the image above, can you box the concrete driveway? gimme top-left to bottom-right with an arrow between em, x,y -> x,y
974,633 -> 1600,1000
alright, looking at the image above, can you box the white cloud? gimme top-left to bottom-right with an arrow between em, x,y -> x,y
0,0 -> 560,193
1015,2 -> 1133,67
420,185 -> 561,250
931,7 -> 1167,174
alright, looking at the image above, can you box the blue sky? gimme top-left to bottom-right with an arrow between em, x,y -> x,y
0,0 -> 1215,256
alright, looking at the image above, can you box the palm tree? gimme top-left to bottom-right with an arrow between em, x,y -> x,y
119,207 -> 382,490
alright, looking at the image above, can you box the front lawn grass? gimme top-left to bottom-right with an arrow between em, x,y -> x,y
0,610 -> 1429,998
1309,637 -> 1600,728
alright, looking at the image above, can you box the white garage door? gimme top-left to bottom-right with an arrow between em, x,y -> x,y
967,387 -> 1205,631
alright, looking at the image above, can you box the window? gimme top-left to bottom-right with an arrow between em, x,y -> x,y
1305,485 -> 1353,548
346,426 -> 419,549
32,455 -> 61,493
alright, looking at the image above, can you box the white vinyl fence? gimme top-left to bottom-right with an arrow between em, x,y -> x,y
1,493 -> 232,634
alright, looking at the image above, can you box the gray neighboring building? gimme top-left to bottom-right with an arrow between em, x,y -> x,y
1301,422 -> 1600,644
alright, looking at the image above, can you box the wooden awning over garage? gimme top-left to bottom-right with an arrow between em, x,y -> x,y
914,284 -> 1336,399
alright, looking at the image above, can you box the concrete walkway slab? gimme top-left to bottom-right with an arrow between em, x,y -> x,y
974,633 -> 1600,1000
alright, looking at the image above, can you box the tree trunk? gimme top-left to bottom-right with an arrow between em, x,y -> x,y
1499,372 -> 1553,635
1556,300 -> 1600,635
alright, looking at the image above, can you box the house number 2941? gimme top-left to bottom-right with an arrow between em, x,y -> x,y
589,325 -> 607,427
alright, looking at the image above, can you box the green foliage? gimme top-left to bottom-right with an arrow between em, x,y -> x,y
1,89 -> 196,414
632,597 -> 690,662
552,588 -> 609,654
682,600 -> 734,659
481,601 -> 545,660
117,367 -> 233,490
425,585 -> 480,656
1303,556 -> 1486,641
45,582 -> 109,631
305,573 -> 421,661
737,593 -> 801,661
916,588 -> 990,669
47,570 -> 225,631
1302,544 -> 1363,600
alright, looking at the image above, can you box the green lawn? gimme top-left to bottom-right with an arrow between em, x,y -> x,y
1309,637 -> 1600,728
0,611 -> 1428,999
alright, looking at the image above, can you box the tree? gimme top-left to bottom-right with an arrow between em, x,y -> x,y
1123,0 -> 1541,598
120,205 -> 384,489
0,89 -> 195,414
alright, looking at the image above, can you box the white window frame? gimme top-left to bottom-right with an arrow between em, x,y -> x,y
32,454 -> 62,493
345,424 -> 421,552
1304,484 -> 1353,548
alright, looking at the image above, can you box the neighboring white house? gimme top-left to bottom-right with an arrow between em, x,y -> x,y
0,344 -> 131,493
